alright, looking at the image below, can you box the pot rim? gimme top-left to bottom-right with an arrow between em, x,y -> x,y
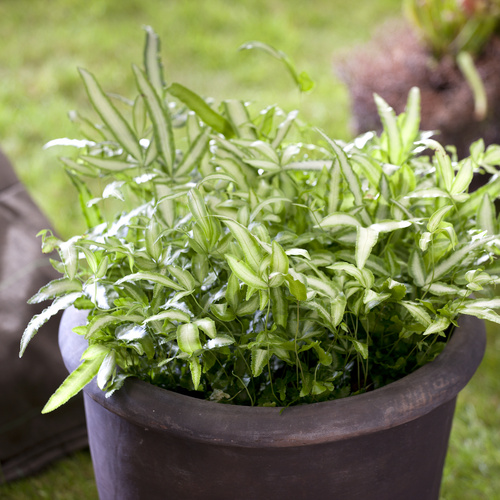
59,308 -> 485,447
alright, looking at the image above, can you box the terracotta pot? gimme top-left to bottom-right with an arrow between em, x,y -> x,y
59,308 -> 485,500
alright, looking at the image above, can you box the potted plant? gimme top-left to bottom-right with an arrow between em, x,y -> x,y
338,0 -> 500,160
20,27 -> 500,499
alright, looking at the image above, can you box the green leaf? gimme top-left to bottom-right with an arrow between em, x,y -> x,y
193,318 -> 217,339
42,344 -> 109,413
66,172 -> 103,230
251,348 -> 270,377
20,292 -> 82,356
168,83 -> 235,138
177,323 -> 202,354
351,339 -> 369,360
226,254 -> 268,290
78,68 -> 142,161
133,64 -> 175,175
284,272 -> 307,301
457,51 -> 487,121
189,357 -> 202,390
239,41 -> 314,93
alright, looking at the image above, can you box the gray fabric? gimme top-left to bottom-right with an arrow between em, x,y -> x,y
0,149 -> 87,483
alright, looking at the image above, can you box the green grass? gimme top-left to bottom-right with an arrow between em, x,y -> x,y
0,0 -> 498,498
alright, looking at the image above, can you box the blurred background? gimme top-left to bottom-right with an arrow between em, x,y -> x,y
0,0 -> 498,498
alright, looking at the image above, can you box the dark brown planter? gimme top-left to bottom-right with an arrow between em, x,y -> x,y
59,307 -> 486,500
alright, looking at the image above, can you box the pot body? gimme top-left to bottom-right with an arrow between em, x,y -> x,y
59,309 -> 486,500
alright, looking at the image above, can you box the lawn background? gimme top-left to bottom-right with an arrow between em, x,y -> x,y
0,1 -> 498,498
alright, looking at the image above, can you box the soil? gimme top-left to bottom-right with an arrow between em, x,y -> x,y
337,21 -> 500,160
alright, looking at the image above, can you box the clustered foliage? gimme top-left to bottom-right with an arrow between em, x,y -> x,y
404,0 -> 500,59
21,28 -> 500,412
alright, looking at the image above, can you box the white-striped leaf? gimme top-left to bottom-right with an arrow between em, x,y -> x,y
400,87 -> 420,151
451,158 -> 473,195
59,237 -> 79,280
271,241 -> 289,276
401,301 -> 432,327
222,99 -> 257,139
356,227 -> 378,270
224,219 -> 263,272
167,265 -> 196,292
272,110 -> 298,148
176,130 -> 210,177
318,213 -> 361,228
477,193 -> 497,235
319,131 -> 371,226
369,220 -> 412,233
20,292 -> 82,356
144,310 -> 191,324
427,205 -> 454,233
143,26 -> 164,95
29,278 -> 82,304
423,282 -> 462,296
423,316 -> 451,336
133,64 -> 175,175
460,307 -> 500,324
226,254 -> 268,290
409,250 -> 426,287
97,350 -> 116,390
78,68 -> 142,161
424,237 -> 494,284
374,93 -> 403,165
116,272 -> 185,291
249,197 -> 290,222
270,287 -> 287,328
42,345 -> 109,413
80,155 -> 137,172
177,323 -> 202,354
328,262 -> 374,289
330,293 -> 347,326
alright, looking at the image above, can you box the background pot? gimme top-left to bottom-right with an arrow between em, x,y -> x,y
60,307 -> 485,500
